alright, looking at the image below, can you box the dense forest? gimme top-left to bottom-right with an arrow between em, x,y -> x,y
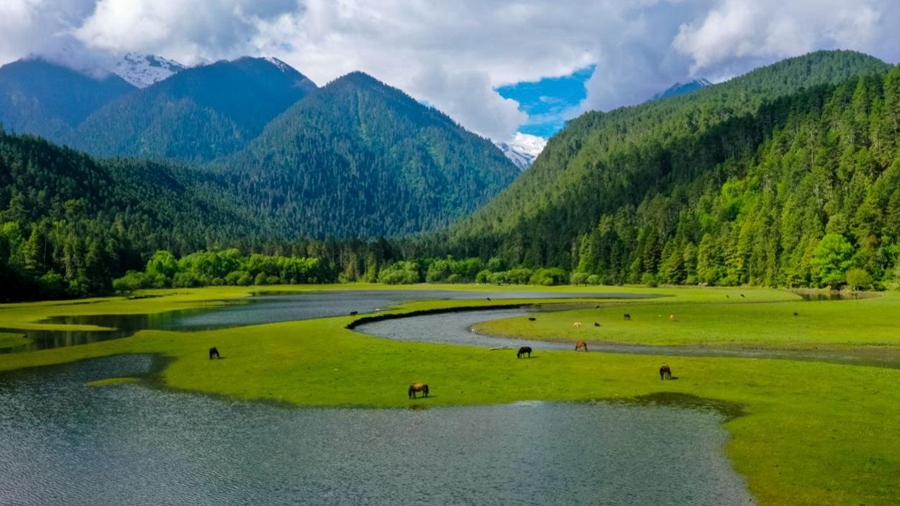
217,71 -> 520,238
2,50 -> 900,301
0,131 -> 267,300
442,51 -> 899,288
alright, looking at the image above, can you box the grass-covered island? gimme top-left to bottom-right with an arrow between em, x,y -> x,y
1,284 -> 899,505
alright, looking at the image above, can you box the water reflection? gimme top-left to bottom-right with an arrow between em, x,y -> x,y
0,355 -> 754,506
1,290 -> 659,353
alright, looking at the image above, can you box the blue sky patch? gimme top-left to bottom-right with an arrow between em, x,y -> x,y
496,65 -> 595,138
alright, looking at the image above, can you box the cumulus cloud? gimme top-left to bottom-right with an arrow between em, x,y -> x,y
673,0 -> 896,75
1,0 -> 898,141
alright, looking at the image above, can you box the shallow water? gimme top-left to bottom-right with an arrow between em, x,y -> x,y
0,355 -> 753,506
356,308 -> 900,369
1,290 -> 657,353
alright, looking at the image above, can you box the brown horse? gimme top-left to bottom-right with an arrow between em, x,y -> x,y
575,340 -> 588,352
659,365 -> 672,380
408,383 -> 429,399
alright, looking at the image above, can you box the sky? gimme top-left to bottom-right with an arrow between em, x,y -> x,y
1,0 -> 898,142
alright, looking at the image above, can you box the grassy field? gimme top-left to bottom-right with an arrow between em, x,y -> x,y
474,291 -> 899,349
0,284 -> 898,505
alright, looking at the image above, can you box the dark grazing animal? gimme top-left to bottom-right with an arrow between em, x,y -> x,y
575,340 -> 588,352
740,294 -> 745,298
528,317 -> 536,321
659,365 -> 673,380
623,314 -> 631,320
486,297 -> 491,301
594,322 -> 600,327
408,383 -> 429,399
517,346 -> 532,359
209,347 -> 220,360
349,311 -> 358,316
793,312 -> 799,316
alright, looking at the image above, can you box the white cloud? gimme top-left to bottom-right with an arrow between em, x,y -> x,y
674,0 -> 896,74
1,0 -> 898,141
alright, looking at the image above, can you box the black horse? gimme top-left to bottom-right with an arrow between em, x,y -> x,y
623,314 -> 631,320
209,347 -> 221,360
517,346 -> 533,359
528,317 -> 537,321
659,365 -> 672,380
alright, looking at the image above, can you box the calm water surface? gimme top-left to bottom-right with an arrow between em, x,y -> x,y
0,355 -> 753,506
1,290 -> 657,352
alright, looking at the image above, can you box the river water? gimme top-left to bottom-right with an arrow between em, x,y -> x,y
0,355 -> 753,505
0,290 -> 658,352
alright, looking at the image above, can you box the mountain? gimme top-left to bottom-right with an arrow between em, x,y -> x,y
72,57 -> 318,162
495,133 -> 547,170
0,58 -> 135,142
444,50 -> 895,276
651,78 -> 711,101
0,130 -> 262,300
220,71 -> 521,238
113,53 -> 186,88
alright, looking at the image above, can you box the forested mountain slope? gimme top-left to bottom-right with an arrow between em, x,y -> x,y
448,53 -> 899,287
71,57 -> 318,162
0,59 -> 135,143
0,131 -> 260,300
447,51 -> 894,275
219,71 -> 520,238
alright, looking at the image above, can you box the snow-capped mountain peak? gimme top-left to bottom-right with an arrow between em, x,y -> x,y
263,57 -> 292,73
113,53 -> 185,88
495,133 -> 547,170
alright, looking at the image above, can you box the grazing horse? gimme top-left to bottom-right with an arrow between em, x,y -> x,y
575,340 -> 588,352
528,317 -> 537,322
659,365 -> 673,380
623,314 -> 631,321
594,322 -> 600,327
740,294 -> 745,298
517,346 -> 533,359
669,314 -> 676,322
573,322 -> 583,328
793,312 -> 799,316
486,297 -> 492,301
208,347 -> 220,360
408,383 -> 429,399
349,311 -> 358,316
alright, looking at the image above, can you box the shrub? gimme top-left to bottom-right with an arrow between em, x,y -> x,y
570,272 -> 590,286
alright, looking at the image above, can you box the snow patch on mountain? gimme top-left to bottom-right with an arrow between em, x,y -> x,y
113,53 -> 185,88
263,57 -> 293,73
495,133 -> 547,170
651,78 -> 712,101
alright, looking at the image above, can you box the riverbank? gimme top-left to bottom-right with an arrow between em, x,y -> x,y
473,290 -> 899,349
0,285 -> 898,504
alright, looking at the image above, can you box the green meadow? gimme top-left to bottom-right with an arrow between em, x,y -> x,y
0,284 -> 898,505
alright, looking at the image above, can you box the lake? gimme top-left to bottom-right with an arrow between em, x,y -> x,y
0,355 -> 753,505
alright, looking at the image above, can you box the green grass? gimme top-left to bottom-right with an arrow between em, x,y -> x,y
0,284 -> 898,505
86,377 -> 140,387
0,332 -> 29,349
473,291 -> 897,349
